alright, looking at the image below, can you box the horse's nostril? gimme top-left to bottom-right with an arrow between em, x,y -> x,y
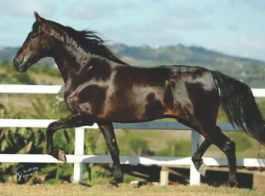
13,58 -> 26,72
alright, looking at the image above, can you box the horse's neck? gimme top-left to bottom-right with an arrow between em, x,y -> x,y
53,49 -> 78,83
53,45 -> 120,85
51,32 -> 128,84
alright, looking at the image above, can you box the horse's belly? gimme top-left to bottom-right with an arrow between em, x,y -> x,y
101,87 -> 168,121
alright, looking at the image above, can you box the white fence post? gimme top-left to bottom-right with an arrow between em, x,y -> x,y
160,166 -> 169,186
190,130 -> 203,185
73,127 -> 85,183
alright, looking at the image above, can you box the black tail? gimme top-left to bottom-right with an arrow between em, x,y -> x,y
212,71 -> 265,144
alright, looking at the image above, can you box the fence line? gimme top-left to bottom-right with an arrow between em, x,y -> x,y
0,84 -> 61,94
0,84 -> 265,185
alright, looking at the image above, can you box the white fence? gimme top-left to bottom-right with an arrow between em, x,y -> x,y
0,84 -> 265,185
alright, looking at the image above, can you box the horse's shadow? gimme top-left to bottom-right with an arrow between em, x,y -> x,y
103,164 -> 254,188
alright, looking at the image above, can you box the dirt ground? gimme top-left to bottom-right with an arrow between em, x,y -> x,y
0,183 -> 264,196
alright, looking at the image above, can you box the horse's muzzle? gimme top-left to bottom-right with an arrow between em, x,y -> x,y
13,59 -> 27,72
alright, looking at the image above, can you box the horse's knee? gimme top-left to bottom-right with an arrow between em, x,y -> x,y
47,122 -> 59,132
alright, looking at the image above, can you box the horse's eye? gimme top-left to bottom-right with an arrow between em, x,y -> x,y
30,32 -> 38,39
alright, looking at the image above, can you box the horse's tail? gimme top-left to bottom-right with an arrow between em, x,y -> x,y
212,71 -> 265,144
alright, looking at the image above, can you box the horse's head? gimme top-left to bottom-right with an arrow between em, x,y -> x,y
14,12 -> 128,72
14,12 -> 55,72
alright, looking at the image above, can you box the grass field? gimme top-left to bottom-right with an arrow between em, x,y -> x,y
0,183 -> 265,196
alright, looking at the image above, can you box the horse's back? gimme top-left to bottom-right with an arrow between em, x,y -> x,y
169,65 -> 216,91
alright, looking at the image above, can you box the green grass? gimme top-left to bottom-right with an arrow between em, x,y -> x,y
0,62 -> 62,85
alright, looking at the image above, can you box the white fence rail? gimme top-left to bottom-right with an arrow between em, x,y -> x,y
0,84 -> 265,185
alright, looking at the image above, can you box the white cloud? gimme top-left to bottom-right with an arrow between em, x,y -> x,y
0,0 -> 56,18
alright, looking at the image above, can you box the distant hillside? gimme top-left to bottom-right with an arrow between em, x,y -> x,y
110,44 -> 265,87
1,44 -> 265,87
0,47 -> 18,62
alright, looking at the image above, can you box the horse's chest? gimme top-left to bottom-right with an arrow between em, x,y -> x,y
65,84 -> 107,115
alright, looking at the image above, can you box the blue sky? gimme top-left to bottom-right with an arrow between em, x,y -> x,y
0,0 -> 264,61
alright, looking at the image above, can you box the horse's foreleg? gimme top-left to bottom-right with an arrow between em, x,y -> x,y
47,114 -> 93,161
98,122 -> 123,184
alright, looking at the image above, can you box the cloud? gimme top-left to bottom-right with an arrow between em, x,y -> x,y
64,0 -> 211,26
0,0 -> 57,18
230,0 -> 265,11
62,0 -> 213,41
64,1 -> 146,21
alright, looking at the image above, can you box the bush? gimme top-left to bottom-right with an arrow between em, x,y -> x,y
158,140 -> 190,157
129,138 -> 149,155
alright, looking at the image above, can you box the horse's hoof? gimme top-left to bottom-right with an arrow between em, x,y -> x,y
114,176 -> 123,184
113,170 -> 123,184
228,180 -> 239,188
57,149 -> 67,161
227,177 -> 239,187
110,179 -> 120,187
192,157 -> 203,171
109,174 -> 123,187
50,149 -> 66,161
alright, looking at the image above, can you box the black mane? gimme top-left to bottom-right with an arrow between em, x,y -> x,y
45,20 -> 128,65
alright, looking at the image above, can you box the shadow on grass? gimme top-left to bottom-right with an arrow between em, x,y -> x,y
103,165 -> 254,189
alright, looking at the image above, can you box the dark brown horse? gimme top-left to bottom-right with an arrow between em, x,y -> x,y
14,12 -> 265,186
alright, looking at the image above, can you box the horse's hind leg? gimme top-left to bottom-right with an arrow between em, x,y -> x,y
177,118 -> 212,171
192,139 -> 211,170
98,122 -> 123,185
177,113 -> 237,186
189,122 -> 237,186
207,126 -> 237,187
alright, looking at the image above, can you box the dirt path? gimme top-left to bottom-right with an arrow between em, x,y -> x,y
0,183 -> 264,196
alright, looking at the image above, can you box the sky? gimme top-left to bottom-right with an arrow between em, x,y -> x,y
0,0 -> 264,61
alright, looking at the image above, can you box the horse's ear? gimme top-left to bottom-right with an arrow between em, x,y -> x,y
34,11 -> 44,23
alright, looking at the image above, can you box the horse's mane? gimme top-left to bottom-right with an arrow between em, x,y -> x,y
44,20 -> 128,65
